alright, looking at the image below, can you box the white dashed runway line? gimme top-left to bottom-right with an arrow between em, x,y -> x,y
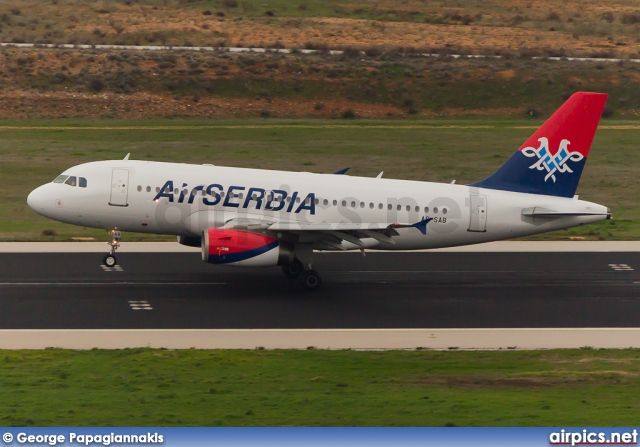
100,265 -> 123,272
129,300 -> 152,310
609,264 -> 634,271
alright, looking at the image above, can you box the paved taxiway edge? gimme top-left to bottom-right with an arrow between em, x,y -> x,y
1,329 -> 639,350
1,241 -> 639,252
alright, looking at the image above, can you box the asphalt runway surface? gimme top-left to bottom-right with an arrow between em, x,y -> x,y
0,250 -> 638,330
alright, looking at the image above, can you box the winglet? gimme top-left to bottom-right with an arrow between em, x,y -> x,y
391,217 -> 433,235
412,217 -> 433,235
333,167 -> 350,175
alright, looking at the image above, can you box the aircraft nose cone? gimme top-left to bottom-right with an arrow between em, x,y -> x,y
27,185 -> 51,214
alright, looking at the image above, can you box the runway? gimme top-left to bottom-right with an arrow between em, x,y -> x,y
0,242 -> 638,348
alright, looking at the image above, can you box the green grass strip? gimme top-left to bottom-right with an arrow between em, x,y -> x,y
2,348 -> 640,426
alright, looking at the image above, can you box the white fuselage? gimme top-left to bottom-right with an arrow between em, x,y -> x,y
27,160 -> 609,250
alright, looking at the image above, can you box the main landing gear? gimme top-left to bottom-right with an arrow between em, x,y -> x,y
102,229 -> 122,268
299,269 -> 322,290
282,258 -> 322,290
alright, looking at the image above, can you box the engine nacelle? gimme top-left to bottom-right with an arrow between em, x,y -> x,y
177,235 -> 202,247
201,228 -> 294,267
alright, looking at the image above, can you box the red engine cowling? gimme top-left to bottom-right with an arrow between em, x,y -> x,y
201,228 -> 294,267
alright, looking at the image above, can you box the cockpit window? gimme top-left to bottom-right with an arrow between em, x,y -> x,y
64,176 -> 77,186
53,175 -> 69,183
79,177 -> 87,188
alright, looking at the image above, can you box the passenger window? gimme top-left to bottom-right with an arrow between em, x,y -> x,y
156,187 -> 160,193
79,177 -> 87,188
443,208 -> 448,215
342,200 -> 346,207
424,206 -> 429,213
387,204 -> 392,210
64,176 -> 77,186
137,185 -> 142,192
369,203 -> 374,209
378,203 -> 383,210
434,207 -> 439,213
351,201 -> 356,208
406,205 -> 411,212
333,200 -> 337,206
146,186 -> 151,192
415,206 -> 420,212
323,199 -> 329,206
53,175 -> 68,183
397,204 -> 401,211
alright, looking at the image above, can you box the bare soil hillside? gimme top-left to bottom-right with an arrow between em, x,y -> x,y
2,0 -> 640,119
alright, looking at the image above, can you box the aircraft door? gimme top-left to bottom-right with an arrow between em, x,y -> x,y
468,194 -> 487,232
109,169 -> 129,207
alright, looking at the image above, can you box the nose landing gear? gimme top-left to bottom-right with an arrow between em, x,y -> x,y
102,229 -> 122,268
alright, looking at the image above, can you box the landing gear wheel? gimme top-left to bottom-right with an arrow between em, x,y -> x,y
103,229 -> 122,268
102,254 -> 117,268
299,269 -> 322,290
282,259 -> 304,278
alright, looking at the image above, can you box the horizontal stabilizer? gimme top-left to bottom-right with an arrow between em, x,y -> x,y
521,207 -> 610,218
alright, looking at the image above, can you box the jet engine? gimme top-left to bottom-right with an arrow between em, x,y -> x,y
201,228 -> 294,267
177,235 -> 202,247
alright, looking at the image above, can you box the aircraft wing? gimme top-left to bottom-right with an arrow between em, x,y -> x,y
220,215 -> 432,249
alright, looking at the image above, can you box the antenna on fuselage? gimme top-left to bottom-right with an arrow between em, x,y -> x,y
123,153 -> 130,161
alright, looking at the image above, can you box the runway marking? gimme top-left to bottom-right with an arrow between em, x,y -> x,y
0,282 -> 226,286
100,264 -> 123,272
342,270 -> 517,273
129,300 -> 152,311
609,264 -> 634,271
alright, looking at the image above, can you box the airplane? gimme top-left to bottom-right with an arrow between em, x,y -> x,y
27,92 -> 610,289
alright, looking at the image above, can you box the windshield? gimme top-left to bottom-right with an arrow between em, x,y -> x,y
53,175 -> 69,183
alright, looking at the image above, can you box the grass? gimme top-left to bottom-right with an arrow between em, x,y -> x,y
3,118 -> 639,242
2,348 -> 640,426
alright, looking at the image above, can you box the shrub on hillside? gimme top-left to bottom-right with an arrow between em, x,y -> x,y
341,109 -> 356,119
88,78 -> 104,92
621,13 -> 640,24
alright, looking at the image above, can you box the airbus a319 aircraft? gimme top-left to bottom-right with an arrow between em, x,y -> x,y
28,92 -> 610,289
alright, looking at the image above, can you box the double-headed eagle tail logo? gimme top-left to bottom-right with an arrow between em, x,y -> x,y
521,137 -> 584,183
